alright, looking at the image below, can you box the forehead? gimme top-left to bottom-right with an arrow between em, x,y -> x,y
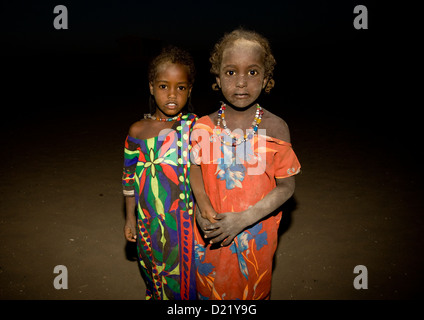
221,39 -> 265,67
155,62 -> 189,80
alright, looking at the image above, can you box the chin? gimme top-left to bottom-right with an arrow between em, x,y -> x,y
161,109 -> 182,116
231,101 -> 254,108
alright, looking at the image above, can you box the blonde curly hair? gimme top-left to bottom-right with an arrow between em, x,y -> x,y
210,28 -> 276,93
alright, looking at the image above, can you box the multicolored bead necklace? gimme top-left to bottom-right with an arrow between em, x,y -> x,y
214,102 -> 264,147
144,112 -> 182,122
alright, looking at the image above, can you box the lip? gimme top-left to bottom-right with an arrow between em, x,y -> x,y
234,93 -> 249,99
165,102 -> 178,109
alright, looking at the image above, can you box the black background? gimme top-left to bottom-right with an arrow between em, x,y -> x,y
1,0 -> 422,303
1,0 -> 416,131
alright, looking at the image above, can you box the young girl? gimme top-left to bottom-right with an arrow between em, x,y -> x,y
122,46 -> 198,300
190,29 -> 301,300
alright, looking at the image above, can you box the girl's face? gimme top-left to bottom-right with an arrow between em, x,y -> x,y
216,39 -> 268,108
149,62 -> 192,118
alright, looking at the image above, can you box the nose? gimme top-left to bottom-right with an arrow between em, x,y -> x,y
168,86 -> 177,98
236,74 -> 247,88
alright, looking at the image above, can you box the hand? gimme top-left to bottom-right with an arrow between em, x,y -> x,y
124,221 -> 137,242
201,208 -> 218,224
203,211 -> 249,247
195,205 -> 216,238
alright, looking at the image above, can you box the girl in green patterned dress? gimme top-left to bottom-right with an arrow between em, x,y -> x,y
122,46 -> 198,300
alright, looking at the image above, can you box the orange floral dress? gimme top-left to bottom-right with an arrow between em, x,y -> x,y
190,116 -> 301,300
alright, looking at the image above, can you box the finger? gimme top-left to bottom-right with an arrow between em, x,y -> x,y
210,233 -> 228,247
129,231 -> 137,242
200,220 -> 211,227
202,228 -> 213,235
209,233 -> 229,245
207,217 -> 218,224
221,235 -> 236,247
203,221 -> 222,230
125,228 -> 137,242
126,233 -> 136,242
203,225 -> 220,232
124,227 -> 131,237
204,226 -> 219,233
204,228 -> 224,240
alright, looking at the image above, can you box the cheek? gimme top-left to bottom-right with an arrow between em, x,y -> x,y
177,90 -> 190,102
244,78 -> 265,95
219,77 -> 236,91
252,77 -> 265,87
153,89 -> 165,100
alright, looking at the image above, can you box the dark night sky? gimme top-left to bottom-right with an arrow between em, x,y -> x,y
0,1 -> 422,304
2,1 -> 376,54
0,0 -> 417,132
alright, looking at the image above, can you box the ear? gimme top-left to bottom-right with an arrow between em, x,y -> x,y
215,77 -> 221,89
262,77 -> 269,89
149,82 -> 154,95
188,86 -> 193,97
264,79 -> 275,93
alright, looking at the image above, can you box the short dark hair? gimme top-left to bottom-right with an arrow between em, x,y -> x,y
148,45 -> 196,86
147,46 -> 196,114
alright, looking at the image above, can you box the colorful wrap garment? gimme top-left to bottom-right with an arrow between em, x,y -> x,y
122,113 -> 198,300
190,116 -> 301,300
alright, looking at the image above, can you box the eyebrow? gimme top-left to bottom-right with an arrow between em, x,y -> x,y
222,64 -> 263,69
156,80 -> 189,84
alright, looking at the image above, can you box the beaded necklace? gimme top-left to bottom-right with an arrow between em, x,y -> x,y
144,112 -> 182,122
213,102 -> 264,147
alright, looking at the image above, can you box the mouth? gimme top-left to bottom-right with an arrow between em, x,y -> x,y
165,102 -> 178,109
234,93 -> 249,99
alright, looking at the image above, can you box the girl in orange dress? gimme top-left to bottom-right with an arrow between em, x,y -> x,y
190,29 -> 301,300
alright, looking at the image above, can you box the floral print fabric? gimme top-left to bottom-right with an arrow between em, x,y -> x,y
191,116 -> 301,300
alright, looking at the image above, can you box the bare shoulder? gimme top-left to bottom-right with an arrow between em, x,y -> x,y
261,108 -> 291,143
128,119 -> 147,138
208,110 -> 219,120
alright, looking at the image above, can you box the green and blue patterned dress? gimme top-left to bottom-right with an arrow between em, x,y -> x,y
122,113 -> 197,300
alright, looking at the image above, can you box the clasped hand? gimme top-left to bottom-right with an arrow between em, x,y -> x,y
197,210 -> 250,247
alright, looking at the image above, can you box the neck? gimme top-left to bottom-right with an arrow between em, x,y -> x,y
221,99 -> 258,113
219,89 -> 265,113
215,100 -> 263,146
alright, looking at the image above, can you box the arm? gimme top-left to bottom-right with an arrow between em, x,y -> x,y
124,196 -> 137,242
190,164 -> 218,223
122,128 -> 141,242
204,176 -> 295,246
